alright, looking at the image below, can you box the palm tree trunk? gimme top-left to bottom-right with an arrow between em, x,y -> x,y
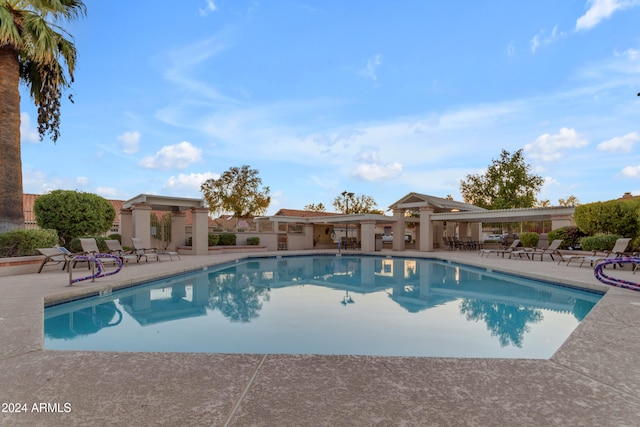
0,47 -> 25,232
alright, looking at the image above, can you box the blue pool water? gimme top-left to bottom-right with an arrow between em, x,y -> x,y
44,255 -> 602,358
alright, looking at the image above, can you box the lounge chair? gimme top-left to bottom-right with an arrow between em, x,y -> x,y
130,237 -> 160,263
79,238 -> 121,267
479,240 -> 523,258
578,238 -> 632,268
104,239 -> 138,266
528,239 -> 564,261
558,238 -> 632,268
36,247 -> 74,273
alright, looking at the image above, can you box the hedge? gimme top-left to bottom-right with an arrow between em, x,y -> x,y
0,229 -> 59,257
579,234 -> 623,252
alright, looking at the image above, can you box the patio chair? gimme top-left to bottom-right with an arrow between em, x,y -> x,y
104,239 -> 138,266
130,237 -> 160,263
442,237 -> 453,250
479,240 -> 523,258
36,247 -> 74,273
528,239 -> 564,261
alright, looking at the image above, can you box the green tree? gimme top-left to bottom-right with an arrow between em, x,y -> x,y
201,165 -> 271,219
333,191 -> 378,214
304,203 -> 326,212
558,195 -> 580,207
460,149 -> 543,209
34,190 -> 115,246
0,1 -> 86,232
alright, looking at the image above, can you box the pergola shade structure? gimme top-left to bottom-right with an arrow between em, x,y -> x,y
120,194 -> 209,255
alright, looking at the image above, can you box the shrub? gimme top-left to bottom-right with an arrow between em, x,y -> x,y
0,229 -> 58,257
579,234 -> 623,252
246,237 -> 260,245
34,190 -> 116,247
186,234 -> 221,247
209,233 -> 220,246
108,233 -> 122,242
69,236 -> 109,253
548,226 -> 587,249
518,232 -> 539,248
218,233 -> 236,246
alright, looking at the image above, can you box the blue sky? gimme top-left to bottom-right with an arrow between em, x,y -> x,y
19,0 -> 640,215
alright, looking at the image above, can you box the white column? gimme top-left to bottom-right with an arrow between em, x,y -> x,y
171,211 -> 186,249
392,209 -> 406,251
360,220 -> 376,252
191,207 -> 210,255
131,203 -> 152,249
418,206 -> 434,252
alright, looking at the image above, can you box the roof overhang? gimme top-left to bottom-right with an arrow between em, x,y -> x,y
123,194 -> 204,211
389,192 -> 487,213
431,206 -> 576,222
255,213 -> 397,224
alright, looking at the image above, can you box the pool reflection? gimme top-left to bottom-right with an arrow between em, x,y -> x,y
44,256 -> 601,356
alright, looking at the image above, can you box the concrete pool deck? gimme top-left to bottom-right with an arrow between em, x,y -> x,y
1,249 -> 639,426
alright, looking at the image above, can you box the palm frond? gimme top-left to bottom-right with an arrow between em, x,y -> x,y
0,4 -> 22,49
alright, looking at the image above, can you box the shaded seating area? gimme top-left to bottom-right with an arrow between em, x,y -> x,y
342,237 -> 360,250
444,236 -> 482,251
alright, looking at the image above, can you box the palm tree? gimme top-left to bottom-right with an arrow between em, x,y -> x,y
0,0 -> 86,232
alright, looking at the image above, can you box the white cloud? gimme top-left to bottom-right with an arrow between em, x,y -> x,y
576,0 -> 640,31
76,176 -> 89,186
164,172 -> 219,192
506,41 -> 515,57
524,127 -> 589,161
20,113 -> 39,143
117,131 -> 141,154
199,0 -> 217,16
530,26 -> 564,53
597,131 -> 640,152
359,54 -> 383,81
139,141 -> 203,170
96,187 -> 119,198
351,162 -> 402,181
621,165 -> 640,177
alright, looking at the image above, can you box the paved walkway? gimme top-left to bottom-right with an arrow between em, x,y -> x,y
1,249 -> 639,426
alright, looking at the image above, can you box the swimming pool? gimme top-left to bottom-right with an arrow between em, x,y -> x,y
44,255 -> 602,358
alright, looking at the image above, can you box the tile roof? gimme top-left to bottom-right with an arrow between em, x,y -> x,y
274,208 -> 341,218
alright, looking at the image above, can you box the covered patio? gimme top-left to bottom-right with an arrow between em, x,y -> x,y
389,192 -> 576,252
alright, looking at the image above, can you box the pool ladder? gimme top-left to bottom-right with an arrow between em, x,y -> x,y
68,254 -> 123,286
593,257 -> 640,291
